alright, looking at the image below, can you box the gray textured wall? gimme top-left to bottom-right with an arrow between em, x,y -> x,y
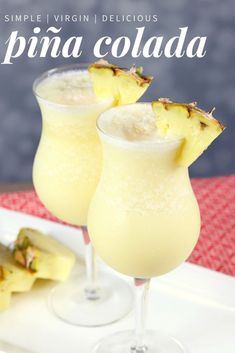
0,0 -> 234,181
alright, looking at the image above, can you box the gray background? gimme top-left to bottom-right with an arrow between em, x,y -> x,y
0,0 -> 234,181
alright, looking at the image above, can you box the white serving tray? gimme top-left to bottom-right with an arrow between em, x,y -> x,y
0,207 -> 234,353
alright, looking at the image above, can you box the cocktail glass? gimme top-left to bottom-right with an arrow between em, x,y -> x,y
88,103 -> 201,352
32,64 -> 133,326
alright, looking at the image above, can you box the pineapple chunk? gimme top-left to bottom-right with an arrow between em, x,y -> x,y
0,244 -> 35,293
152,99 -> 225,166
13,228 -> 76,282
0,288 -> 11,311
0,263 -> 11,311
88,60 -> 153,105
0,244 -> 35,311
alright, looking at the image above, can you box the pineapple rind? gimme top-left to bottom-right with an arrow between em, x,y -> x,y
152,100 -> 225,166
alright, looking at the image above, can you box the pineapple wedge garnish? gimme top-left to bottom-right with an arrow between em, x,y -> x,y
152,99 -> 225,166
88,60 -> 153,105
13,228 -> 76,282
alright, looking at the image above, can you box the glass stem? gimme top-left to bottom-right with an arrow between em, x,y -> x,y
131,278 -> 150,353
81,226 -> 99,300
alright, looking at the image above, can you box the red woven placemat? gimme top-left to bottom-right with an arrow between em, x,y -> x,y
0,175 -> 234,276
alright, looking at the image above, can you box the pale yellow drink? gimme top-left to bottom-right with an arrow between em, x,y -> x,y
88,103 -> 201,278
33,69 -> 113,225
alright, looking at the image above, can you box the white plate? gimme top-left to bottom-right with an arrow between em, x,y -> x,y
0,207 -> 234,353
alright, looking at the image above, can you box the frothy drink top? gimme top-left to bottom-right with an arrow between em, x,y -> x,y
35,70 -> 98,105
98,103 -> 179,147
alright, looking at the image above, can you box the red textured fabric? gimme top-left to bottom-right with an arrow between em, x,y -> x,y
0,175 -> 234,276
190,175 -> 235,276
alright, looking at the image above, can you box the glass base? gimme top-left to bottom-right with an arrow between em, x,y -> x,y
93,330 -> 187,353
49,272 -> 133,327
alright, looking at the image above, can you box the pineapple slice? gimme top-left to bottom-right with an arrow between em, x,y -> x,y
0,244 -> 35,311
88,60 -> 153,105
13,228 -> 76,282
152,99 -> 225,166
